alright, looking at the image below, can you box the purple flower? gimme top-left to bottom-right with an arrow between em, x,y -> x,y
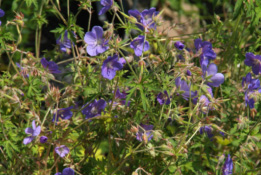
40,136 -> 48,143
136,124 -> 153,142
0,8 -> 4,26
244,52 -> 261,75
174,41 -> 185,50
55,168 -> 75,175
16,62 -> 29,78
128,8 -> 159,32
82,99 -> 106,119
52,106 -> 73,122
242,73 -> 260,90
56,30 -> 76,52
101,55 -> 123,80
204,63 -> 224,87
84,26 -> 109,56
115,88 -> 127,99
99,0 -> 113,15
199,125 -> 213,139
175,77 -> 198,104
242,73 -> 261,109
130,35 -> 149,57
222,154 -> 233,175
194,39 -> 216,71
157,91 -> 170,105
41,58 -> 61,74
111,89 -> 130,107
0,9 -> 4,17
23,120 -> 41,145
55,145 -> 70,158
186,70 -> 192,76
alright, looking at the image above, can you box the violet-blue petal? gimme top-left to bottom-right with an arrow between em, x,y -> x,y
25,127 -> 34,135
128,10 -> 142,20
62,167 -> 75,175
222,154 -> 233,175
206,63 -> 218,76
55,145 -> 70,158
130,35 -> 150,57
23,136 -> 34,145
207,73 -> 225,87
252,62 -> 261,75
157,91 -> 170,105
0,9 -> 5,17
199,126 -> 213,138
244,52 -> 255,66
194,38 -> 202,51
84,26 -> 108,56
174,41 -> 185,50
33,126 -> 41,137
99,0 -> 113,15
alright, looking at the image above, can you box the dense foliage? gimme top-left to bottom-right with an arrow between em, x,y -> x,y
0,0 -> 261,174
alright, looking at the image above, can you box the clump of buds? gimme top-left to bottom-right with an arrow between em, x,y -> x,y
45,86 -> 60,107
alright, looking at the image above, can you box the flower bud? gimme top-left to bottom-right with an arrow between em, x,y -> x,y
40,136 -> 48,143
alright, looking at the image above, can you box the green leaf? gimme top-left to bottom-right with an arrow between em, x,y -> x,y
25,0 -> 38,7
139,85 -> 147,111
233,0 -> 244,19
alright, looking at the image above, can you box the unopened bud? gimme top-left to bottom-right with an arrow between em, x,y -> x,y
130,126 -> 138,133
138,60 -> 146,67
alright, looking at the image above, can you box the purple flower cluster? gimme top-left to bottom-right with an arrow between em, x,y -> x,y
55,168 -> 74,175
130,35 -> 150,57
194,39 -> 216,72
128,8 -> 159,32
41,58 -> 61,74
101,55 -> 124,80
136,124 -> 153,142
56,30 -> 76,53
84,26 -> 109,56
82,99 -> 107,119
23,120 -> 41,145
222,154 -> 233,175
242,73 -> 261,109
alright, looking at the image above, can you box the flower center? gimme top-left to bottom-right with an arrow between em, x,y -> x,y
91,107 -> 98,114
